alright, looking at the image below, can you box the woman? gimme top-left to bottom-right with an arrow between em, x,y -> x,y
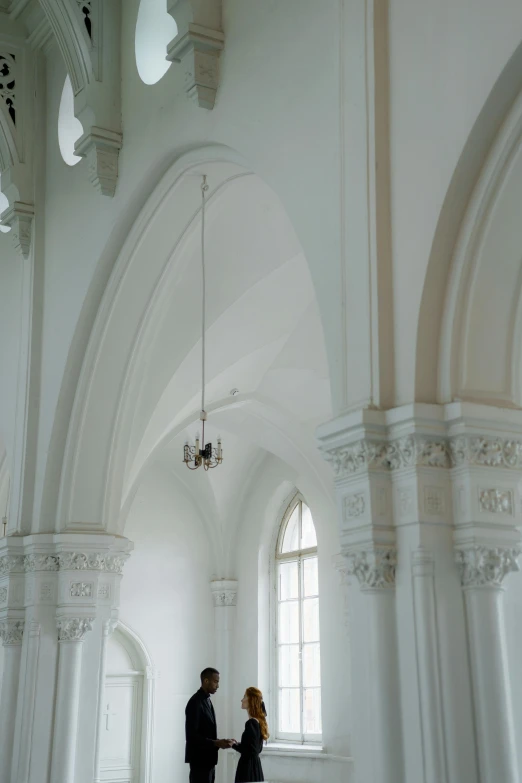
232,686 -> 269,782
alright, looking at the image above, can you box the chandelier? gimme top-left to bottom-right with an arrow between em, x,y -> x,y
183,176 -> 223,471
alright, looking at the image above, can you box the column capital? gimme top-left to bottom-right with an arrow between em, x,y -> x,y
0,618 -> 25,645
456,546 -> 520,589
342,547 -> 396,591
57,617 -> 94,642
210,579 -> 237,607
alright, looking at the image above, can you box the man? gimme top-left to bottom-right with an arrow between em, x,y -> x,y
185,667 -> 233,783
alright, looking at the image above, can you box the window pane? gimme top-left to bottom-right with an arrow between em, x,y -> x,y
279,688 -> 300,734
278,644 -> 300,687
303,557 -> 318,597
281,505 -> 300,553
303,642 -> 321,687
279,561 -> 298,600
303,598 -> 319,642
303,688 -> 322,734
301,503 -> 317,549
279,600 -> 299,643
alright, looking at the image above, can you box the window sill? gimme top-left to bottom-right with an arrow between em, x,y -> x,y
262,742 -> 324,759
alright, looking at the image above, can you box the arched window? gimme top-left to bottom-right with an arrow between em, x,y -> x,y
274,496 -> 321,742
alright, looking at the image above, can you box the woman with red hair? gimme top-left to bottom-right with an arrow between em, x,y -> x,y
232,686 -> 269,782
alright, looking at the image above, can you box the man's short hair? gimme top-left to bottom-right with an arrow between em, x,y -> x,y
200,667 -> 219,682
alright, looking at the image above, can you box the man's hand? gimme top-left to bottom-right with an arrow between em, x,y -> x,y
214,739 -> 233,749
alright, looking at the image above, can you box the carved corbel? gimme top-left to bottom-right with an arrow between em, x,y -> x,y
39,0 -> 122,196
166,0 -> 224,110
0,41 -> 35,259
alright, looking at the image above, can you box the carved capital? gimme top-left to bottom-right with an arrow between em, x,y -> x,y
344,548 -> 396,591
455,546 -> 520,588
0,619 -> 24,645
57,616 -> 93,641
210,579 -> 237,607
75,127 -> 122,197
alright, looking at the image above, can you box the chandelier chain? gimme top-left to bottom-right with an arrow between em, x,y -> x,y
201,175 -> 208,416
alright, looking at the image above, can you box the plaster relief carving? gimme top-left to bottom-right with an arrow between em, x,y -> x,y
344,548 -> 396,591
0,555 -> 24,575
324,436 -> 451,478
0,586 -> 7,604
97,583 -> 111,600
455,546 -> 520,588
343,493 -> 365,519
450,436 -> 522,469
39,582 -> 54,601
479,488 -> 513,515
212,590 -> 237,607
424,486 -> 445,516
57,617 -> 94,641
0,619 -> 24,645
398,487 -> 413,515
0,53 -> 16,125
70,581 -> 93,598
24,554 -> 59,572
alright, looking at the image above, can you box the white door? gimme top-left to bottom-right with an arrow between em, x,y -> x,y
100,638 -> 144,783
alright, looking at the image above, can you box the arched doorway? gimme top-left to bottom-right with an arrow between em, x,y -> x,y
98,622 -> 154,783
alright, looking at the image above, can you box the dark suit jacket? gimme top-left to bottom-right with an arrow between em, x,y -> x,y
185,688 -> 218,768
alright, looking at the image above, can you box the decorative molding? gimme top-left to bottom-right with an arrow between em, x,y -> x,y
344,548 -> 396,591
167,1 -> 224,110
24,554 -> 59,572
324,433 -> 522,479
450,436 -> 522,469
97,583 -> 111,600
479,488 -> 513,515
343,492 -> 365,519
57,616 -> 93,641
210,579 -> 237,607
455,546 -> 520,588
39,582 -> 54,601
324,436 -> 451,478
56,551 -> 129,573
0,554 -> 24,574
0,619 -> 24,645
70,581 -> 93,598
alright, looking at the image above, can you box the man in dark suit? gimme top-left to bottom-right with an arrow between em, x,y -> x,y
185,667 -> 233,783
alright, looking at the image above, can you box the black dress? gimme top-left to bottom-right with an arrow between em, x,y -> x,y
232,718 -> 264,782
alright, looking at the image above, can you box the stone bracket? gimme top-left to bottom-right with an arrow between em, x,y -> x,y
167,0 -> 224,110
1,200 -> 34,259
75,127 -> 122,198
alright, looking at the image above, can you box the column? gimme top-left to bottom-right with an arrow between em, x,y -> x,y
344,548 -> 403,783
51,617 -> 94,783
93,619 -> 118,783
0,620 -> 24,783
211,580 -> 237,783
411,549 -> 448,783
456,546 -> 519,783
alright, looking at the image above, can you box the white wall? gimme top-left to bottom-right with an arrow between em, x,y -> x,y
120,463 -> 213,783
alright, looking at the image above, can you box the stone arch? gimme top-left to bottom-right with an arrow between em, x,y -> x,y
54,145 -> 332,535
415,39 -> 522,403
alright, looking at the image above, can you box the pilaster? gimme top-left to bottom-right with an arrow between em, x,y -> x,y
0,532 -> 133,783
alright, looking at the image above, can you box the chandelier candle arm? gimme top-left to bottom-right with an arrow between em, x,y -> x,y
183,175 -> 223,472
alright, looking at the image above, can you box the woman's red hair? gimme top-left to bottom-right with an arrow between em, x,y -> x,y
245,687 -> 269,741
